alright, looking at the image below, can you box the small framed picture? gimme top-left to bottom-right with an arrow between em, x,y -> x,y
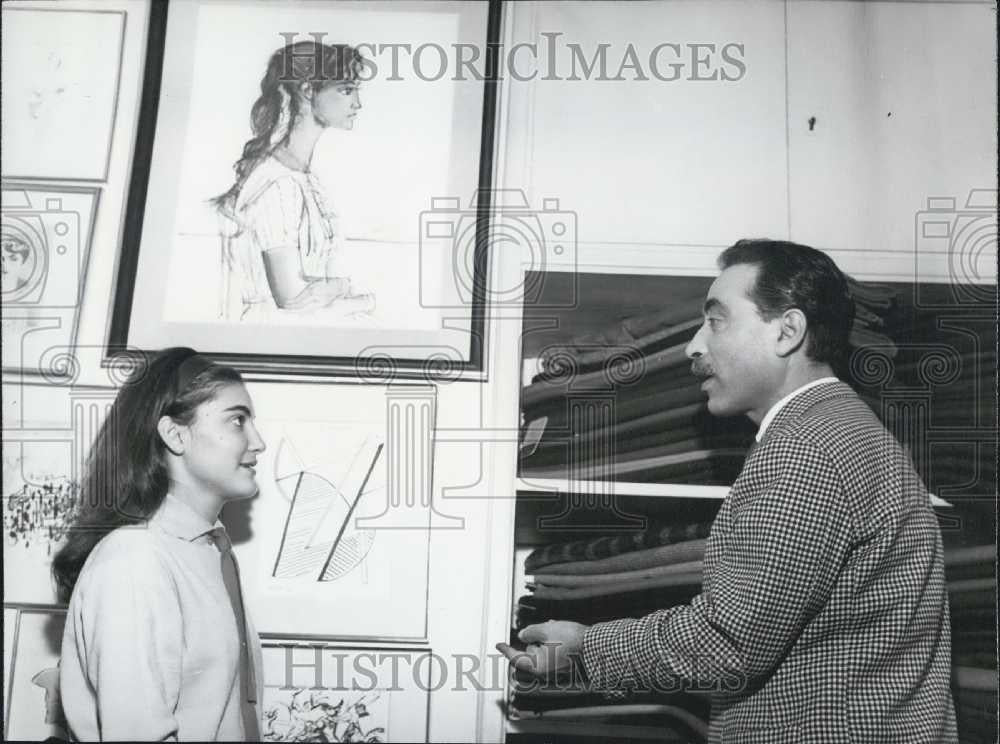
260,642 -> 430,742
1,7 -> 125,181
2,437 -> 77,606
228,383 -> 436,641
3,607 -> 69,742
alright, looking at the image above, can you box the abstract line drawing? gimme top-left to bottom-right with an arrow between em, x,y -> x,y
3,439 -> 78,605
263,689 -> 384,743
258,643 -> 429,741
234,411 -> 430,640
271,434 -> 384,582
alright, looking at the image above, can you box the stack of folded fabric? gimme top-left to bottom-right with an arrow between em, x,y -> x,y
952,667 -> 998,744
944,544 -> 997,743
845,280 -> 898,341
846,280 -> 996,483
516,583 -> 702,629
509,682 -> 711,742
519,301 -> 753,485
520,281 -> 903,485
516,522 -> 709,628
510,523 -> 714,740
907,344 -> 998,493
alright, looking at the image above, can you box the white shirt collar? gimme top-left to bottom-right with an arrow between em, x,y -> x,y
755,377 -> 839,442
151,493 -> 223,542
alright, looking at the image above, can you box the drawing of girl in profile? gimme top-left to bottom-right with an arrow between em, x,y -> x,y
213,41 -> 375,322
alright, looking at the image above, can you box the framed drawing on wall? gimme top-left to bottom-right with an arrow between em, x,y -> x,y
1,183 -> 101,376
225,383 -> 436,641
2,437 -> 78,606
3,607 -> 69,742
260,642 -> 430,742
109,0 -> 501,380
0,7 -> 125,182
3,607 -> 17,721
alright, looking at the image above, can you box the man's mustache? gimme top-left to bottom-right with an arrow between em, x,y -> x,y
691,359 -> 714,379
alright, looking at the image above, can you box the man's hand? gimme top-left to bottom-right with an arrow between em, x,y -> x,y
496,620 -> 589,678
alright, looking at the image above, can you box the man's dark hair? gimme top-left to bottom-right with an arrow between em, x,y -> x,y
719,239 -> 855,367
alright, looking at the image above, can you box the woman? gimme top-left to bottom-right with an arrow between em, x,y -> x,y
213,40 -> 374,321
54,347 -> 266,741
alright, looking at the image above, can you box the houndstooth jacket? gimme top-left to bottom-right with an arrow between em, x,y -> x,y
582,381 -> 957,743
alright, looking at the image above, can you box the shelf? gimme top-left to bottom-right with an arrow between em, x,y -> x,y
516,478 -> 729,500
516,479 -> 953,508
506,717 -> 692,742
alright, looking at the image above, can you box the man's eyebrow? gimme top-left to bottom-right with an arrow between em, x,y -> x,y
222,405 -> 253,416
703,298 -> 726,315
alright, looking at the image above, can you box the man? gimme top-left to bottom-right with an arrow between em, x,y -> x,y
499,240 -> 956,743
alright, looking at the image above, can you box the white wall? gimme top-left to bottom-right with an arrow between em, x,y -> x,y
787,1 -> 997,280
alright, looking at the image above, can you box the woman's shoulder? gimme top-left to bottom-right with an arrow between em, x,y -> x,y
77,524 -> 168,583
68,525 -> 182,622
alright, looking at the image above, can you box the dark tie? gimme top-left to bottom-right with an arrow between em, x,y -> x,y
210,528 -> 260,742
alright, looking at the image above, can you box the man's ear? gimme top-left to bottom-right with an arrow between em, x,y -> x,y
775,308 -> 808,357
298,81 -> 314,103
157,415 -> 186,455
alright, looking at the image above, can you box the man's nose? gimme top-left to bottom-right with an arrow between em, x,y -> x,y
685,323 -> 706,359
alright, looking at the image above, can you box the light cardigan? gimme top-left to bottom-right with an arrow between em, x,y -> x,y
60,495 -> 263,741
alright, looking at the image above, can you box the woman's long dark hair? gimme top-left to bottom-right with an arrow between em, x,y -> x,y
212,40 -> 367,213
51,347 -> 243,603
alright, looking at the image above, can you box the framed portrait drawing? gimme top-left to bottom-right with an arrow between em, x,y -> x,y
109,0 -> 501,380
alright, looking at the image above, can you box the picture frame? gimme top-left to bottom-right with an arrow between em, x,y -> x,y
3,607 -> 17,721
1,182 -> 101,377
227,382 -> 436,642
259,641 -> 431,742
3,606 -> 69,742
108,0 -> 501,381
0,7 -> 125,182
2,437 -> 77,607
